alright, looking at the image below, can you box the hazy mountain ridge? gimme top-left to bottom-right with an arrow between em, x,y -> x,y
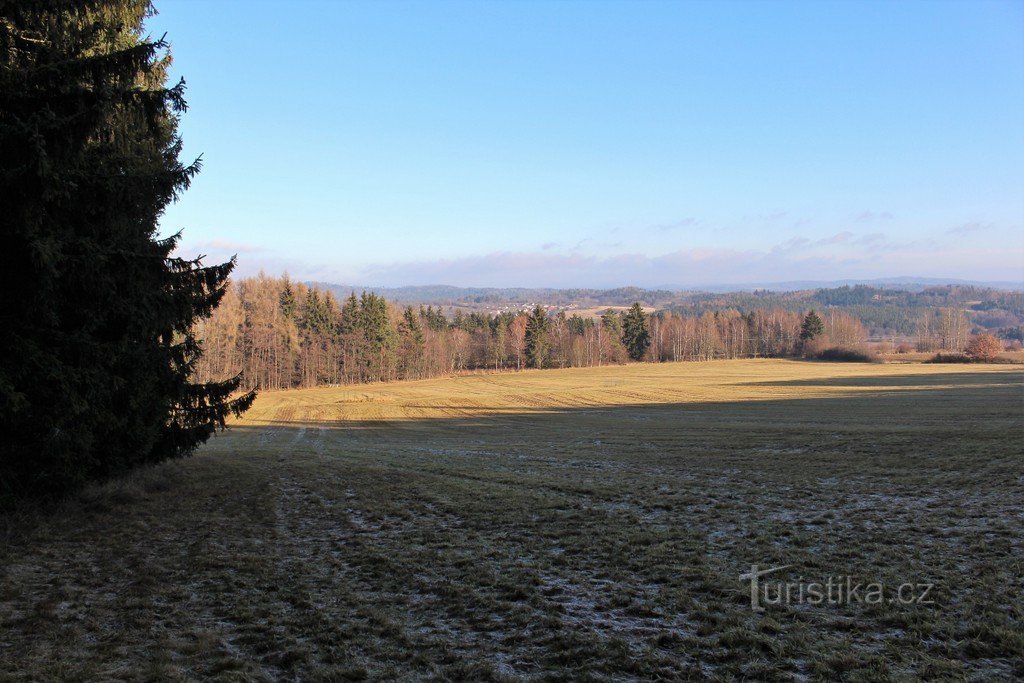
305,279 -> 1024,339
685,277 -> 1024,293
311,277 -> 1023,307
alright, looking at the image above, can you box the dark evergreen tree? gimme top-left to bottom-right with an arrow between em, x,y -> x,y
0,1 -> 254,502
419,305 -> 447,332
621,303 -> 651,361
301,290 -> 333,336
524,305 -> 549,369
398,306 -> 425,379
567,313 -> 590,336
359,292 -> 397,381
800,310 -> 825,341
401,306 -> 425,347
279,279 -> 298,321
339,293 -> 361,335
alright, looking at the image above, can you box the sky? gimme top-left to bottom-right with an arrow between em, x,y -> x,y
151,0 -> 1024,289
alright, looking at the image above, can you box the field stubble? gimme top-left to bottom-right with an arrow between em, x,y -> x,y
1,360 -> 1021,679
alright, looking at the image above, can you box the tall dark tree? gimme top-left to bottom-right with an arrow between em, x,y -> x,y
339,293 -> 361,335
398,306 -> 426,379
524,305 -> 549,369
279,278 -> 298,321
621,303 -> 651,361
301,290 -> 333,336
566,313 -> 590,336
359,292 -> 397,381
800,310 -> 825,341
0,1 -> 254,501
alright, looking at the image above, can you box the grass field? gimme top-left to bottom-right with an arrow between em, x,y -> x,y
1,360 -> 1022,680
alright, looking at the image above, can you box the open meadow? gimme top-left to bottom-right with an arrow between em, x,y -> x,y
1,359 -> 1022,680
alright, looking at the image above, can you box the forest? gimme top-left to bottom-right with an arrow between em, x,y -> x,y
195,275 -> 891,390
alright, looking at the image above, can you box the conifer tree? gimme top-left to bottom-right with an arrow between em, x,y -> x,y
302,290 -> 333,336
0,1 -> 254,501
800,310 -> 825,341
339,293 -> 361,335
524,305 -> 549,369
567,314 -> 589,336
359,292 -> 397,381
398,306 -> 425,379
601,309 -> 623,337
622,303 -> 651,361
401,306 -> 426,347
279,279 -> 298,321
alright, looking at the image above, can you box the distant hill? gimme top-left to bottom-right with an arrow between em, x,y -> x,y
311,278 -> 1023,305
310,283 -> 678,307
682,277 -> 1024,293
307,280 -> 1024,339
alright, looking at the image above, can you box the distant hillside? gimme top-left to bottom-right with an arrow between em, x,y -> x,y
684,277 -> 1024,293
311,283 -> 677,307
664,285 -> 1024,337
313,277 -> 1022,304
309,280 -> 1024,339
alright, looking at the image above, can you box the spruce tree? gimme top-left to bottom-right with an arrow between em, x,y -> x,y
800,310 -> 825,341
524,305 -> 549,369
401,306 -> 425,347
0,1 -> 254,501
339,293 -> 361,335
302,290 -> 333,336
398,306 -> 425,379
621,303 -> 651,361
359,292 -> 397,381
279,279 -> 298,321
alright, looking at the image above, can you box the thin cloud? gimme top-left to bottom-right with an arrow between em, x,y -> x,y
353,235 -> 1023,288
229,233 -> 1024,289
771,237 -> 811,254
656,217 -> 699,232
814,231 -> 854,246
744,209 -> 788,222
947,221 -> 992,235
854,210 -> 894,222
854,232 -> 886,246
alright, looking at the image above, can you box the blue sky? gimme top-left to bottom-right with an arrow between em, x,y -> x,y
152,0 -> 1024,288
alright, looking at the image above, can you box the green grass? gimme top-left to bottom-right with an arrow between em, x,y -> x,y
1,360 -> 1022,680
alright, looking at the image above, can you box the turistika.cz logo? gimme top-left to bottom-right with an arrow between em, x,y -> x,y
739,564 -> 935,611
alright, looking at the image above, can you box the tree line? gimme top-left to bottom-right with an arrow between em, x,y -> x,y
669,285 -> 1023,338
193,275 -> 869,390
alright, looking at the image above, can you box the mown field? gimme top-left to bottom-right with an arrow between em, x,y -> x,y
1,360 -> 1022,680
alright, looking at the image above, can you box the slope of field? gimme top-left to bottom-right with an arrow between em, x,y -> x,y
2,360 -> 1022,679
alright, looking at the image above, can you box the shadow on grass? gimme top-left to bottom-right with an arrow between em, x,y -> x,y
742,370 -> 1024,389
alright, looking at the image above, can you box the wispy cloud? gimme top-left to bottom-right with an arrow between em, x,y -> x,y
193,227 -> 1022,288
771,237 -> 811,254
744,209 -> 788,222
656,217 -> 699,231
947,221 -> 992,235
351,237 -> 1024,288
854,210 -> 894,222
854,232 -> 886,246
814,231 -> 854,246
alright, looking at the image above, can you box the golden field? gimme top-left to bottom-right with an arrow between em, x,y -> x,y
236,357 -> 1020,427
